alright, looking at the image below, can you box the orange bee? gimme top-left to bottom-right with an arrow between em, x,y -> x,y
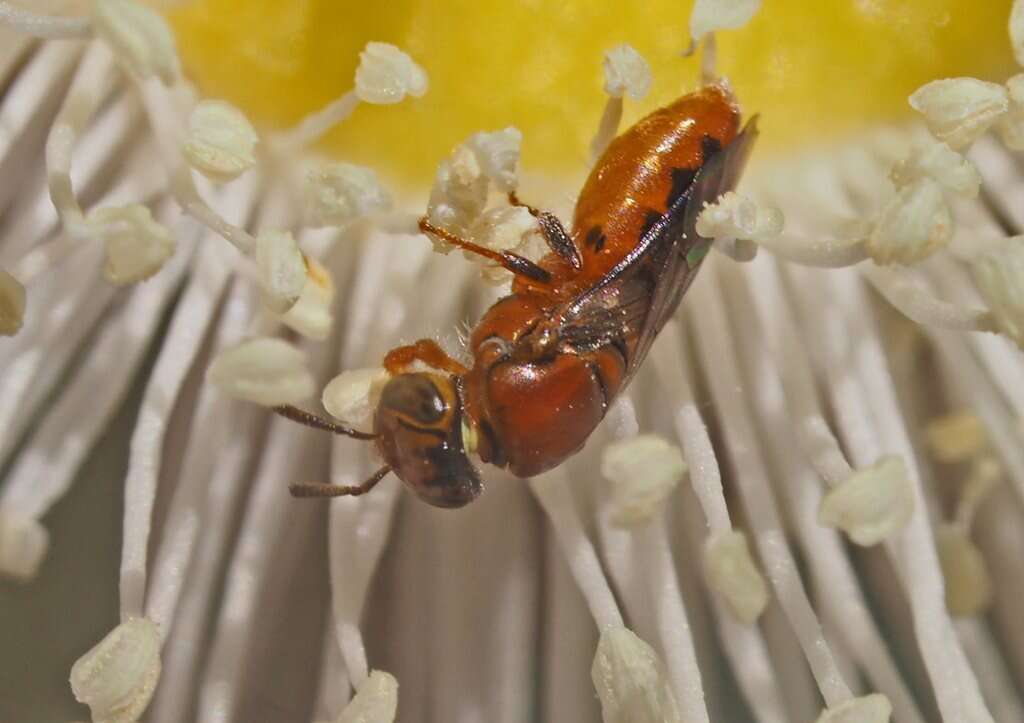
277,82 -> 757,508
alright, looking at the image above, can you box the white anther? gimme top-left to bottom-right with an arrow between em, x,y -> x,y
322,367 -> 390,431
207,337 -> 316,407
335,670 -> 399,723
255,230 -> 307,314
936,524 -> 992,616
468,206 -> 539,284
602,44 -> 652,101
866,178 -> 952,265
996,74 -> 1024,150
1011,0 -> 1024,68
86,205 -> 176,286
690,0 -> 763,42
426,145 -> 489,251
818,455 -> 914,546
305,162 -> 392,228
0,508 -> 49,581
0,269 -> 26,336
600,435 -> 685,528
92,0 -> 179,84
908,77 -> 1009,150
466,127 -> 524,193
972,236 -> 1024,348
69,617 -> 162,723
696,191 -> 784,241
591,626 -> 681,723
355,42 -> 428,105
925,411 -> 988,464
890,139 -> 981,198
702,530 -> 769,624
814,694 -> 893,723
277,258 -> 335,340
182,100 -> 259,183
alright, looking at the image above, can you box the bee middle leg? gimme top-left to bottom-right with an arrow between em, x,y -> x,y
418,217 -> 552,284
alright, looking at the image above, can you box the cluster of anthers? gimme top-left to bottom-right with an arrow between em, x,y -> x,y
2,0 -> 1024,721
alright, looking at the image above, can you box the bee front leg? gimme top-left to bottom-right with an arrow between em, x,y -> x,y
419,217 -> 553,284
507,192 -> 582,272
384,338 -> 468,376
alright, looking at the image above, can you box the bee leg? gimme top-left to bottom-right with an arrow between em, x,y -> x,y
384,338 -> 468,376
507,192 -> 582,271
419,217 -> 552,284
289,466 -> 392,498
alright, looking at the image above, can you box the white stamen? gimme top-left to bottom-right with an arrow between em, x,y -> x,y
936,524 -> 993,617
0,2 -> 92,39
70,617 -> 162,723
696,191 -> 784,241
971,237 -> 1024,348
908,78 -> 1009,150
277,257 -> 336,341
890,139 -> 981,198
0,507 -> 48,580
600,435 -> 685,528
602,44 -> 652,101
996,74 -> 1024,150
867,178 -> 952,265
466,127 -> 524,193
814,694 -> 893,723
690,0 -> 762,41
925,411 -> 989,464
0,270 -> 26,336
207,337 -> 316,407
86,204 -> 176,285
426,144 -> 489,251
305,162 -> 392,228
255,230 -> 307,313
92,0 -> 180,84
321,367 -> 390,431
335,670 -> 399,723
182,100 -> 259,183
591,626 -> 682,723
818,455 -> 914,546
1010,0 -> 1024,68
702,530 -> 770,624
863,264 -> 996,331
355,42 -> 428,105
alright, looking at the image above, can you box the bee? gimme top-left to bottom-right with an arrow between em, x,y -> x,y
277,82 -> 757,508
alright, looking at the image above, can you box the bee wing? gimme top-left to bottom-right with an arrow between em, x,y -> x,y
556,117 -> 759,387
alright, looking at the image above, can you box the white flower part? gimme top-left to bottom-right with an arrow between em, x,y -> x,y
355,42 -> 428,105
181,100 -> 259,183
335,670 -> 399,723
0,269 -> 26,336
255,230 -> 307,314
86,205 -> 176,286
889,139 -> 981,198
690,0 -> 763,42
591,626 -> 681,723
602,44 -> 652,101
600,435 -> 685,528
908,78 -> 1009,150
278,258 -> 336,340
695,191 -> 784,242
996,74 -> 1024,150
467,206 -> 539,283
69,617 -> 162,723
207,337 -> 316,407
466,127 -> 524,193
0,508 -> 49,581
426,145 -> 489,252
936,524 -> 992,616
818,455 -> 914,546
322,367 -> 390,431
702,530 -> 769,624
925,411 -> 988,464
1011,0 -> 1024,68
866,178 -> 952,266
972,236 -> 1024,348
91,0 -> 180,84
305,162 -> 392,228
814,693 -> 893,723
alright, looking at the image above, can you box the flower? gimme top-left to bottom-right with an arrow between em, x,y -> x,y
2,2 -> 1024,723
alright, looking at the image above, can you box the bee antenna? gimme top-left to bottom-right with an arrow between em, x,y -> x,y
273,404 -> 378,440
289,466 -> 392,498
